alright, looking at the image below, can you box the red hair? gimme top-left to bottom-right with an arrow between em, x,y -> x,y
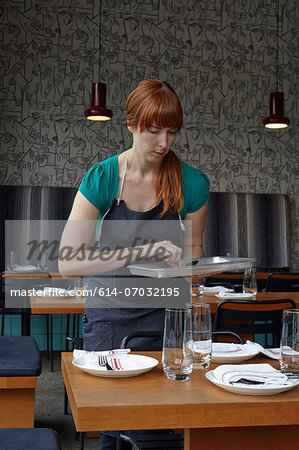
126,80 -> 184,216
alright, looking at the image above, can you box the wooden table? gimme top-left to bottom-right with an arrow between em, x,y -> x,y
202,291 -> 299,314
30,295 -> 85,371
62,351 -> 299,450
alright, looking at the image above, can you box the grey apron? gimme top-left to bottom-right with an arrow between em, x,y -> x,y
83,156 -> 188,352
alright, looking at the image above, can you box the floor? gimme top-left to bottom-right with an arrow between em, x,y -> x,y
34,351 -> 100,450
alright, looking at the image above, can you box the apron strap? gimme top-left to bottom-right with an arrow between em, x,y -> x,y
116,153 -> 129,206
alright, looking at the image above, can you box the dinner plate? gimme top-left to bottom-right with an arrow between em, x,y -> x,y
205,370 -> 299,395
211,343 -> 260,363
216,292 -> 254,300
72,354 -> 159,378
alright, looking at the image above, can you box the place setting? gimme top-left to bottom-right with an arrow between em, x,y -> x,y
206,308 -> 299,396
72,348 -> 159,378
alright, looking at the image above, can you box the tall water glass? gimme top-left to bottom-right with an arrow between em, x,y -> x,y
162,308 -> 193,381
280,309 -> 299,375
243,267 -> 257,299
187,303 -> 212,370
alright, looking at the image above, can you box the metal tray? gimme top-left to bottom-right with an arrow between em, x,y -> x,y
128,257 -> 256,278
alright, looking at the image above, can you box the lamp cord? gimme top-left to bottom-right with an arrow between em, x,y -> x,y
276,0 -> 279,91
99,0 -> 102,80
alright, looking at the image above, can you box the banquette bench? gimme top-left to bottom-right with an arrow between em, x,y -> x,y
0,185 -> 291,273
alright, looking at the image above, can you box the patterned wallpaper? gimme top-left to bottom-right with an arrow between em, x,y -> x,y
0,0 -> 298,269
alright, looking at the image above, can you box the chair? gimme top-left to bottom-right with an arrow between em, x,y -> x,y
264,272 -> 299,292
118,329 -> 243,450
205,273 -> 244,292
0,428 -> 61,450
214,298 -> 296,347
0,336 -> 41,428
120,330 -> 244,349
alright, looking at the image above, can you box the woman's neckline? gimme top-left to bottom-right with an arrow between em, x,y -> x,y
116,151 -> 159,213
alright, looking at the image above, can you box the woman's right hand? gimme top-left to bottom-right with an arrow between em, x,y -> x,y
140,240 -> 183,267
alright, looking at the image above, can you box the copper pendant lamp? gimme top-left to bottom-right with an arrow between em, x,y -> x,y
263,0 -> 290,129
84,3 -> 113,122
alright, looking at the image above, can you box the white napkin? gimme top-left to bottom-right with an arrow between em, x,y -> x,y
212,342 -> 258,355
245,340 -> 280,360
216,292 -> 254,299
213,363 -> 290,386
73,349 -> 131,369
203,286 -> 234,296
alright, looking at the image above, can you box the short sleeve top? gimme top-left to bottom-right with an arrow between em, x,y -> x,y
79,154 -> 210,219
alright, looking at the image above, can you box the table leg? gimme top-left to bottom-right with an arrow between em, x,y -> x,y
49,315 -> 53,372
21,311 -> 31,336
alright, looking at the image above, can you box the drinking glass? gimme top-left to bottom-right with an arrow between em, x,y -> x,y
187,303 -> 212,369
74,277 -> 88,298
190,278 -> 205,298
162,308 -> 193,381
280,309 -> 299,375
242,267 -> 257,299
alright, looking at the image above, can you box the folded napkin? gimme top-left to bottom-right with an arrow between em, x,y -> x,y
203,286 -> 234,296
73,348 -> 131,370
245,340 -> 280,360
213,363 -> 290,386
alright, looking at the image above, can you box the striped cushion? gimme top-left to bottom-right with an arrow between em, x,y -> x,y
0,187 -> 291,273
203,192 -> 290,270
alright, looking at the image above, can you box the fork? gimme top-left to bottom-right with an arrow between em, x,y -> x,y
98,355 -> 114,371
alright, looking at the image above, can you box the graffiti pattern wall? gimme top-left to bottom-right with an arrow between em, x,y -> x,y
0,0 -> 298,268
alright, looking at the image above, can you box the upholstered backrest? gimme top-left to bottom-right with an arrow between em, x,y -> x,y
0,186 -> 77,273
203,192 -> 291,270
0,187 -> 291,273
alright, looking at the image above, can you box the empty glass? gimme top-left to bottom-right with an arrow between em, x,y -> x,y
243,267 -> 257,299
190,278 -> 205,298
162,308 -> 193,381
280,309 -> 299,375
187,303 -> 212,370
74,277 -> 89,298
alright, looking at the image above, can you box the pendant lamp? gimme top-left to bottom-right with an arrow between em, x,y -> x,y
84,3 -> 113,121
84,82 -> 113,121
263,0 -> 290,129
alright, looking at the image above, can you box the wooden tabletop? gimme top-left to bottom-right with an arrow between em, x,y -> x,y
30,295 -> 85,314
202,291 -> 299,314
62,351 -> 299,449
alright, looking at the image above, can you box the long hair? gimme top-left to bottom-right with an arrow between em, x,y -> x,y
126,80 -> 184,216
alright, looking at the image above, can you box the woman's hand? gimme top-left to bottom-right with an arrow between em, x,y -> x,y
140,240 -> 183,267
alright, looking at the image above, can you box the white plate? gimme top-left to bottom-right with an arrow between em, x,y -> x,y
203,287 -> 234,296
72,354 -> 159,378
211,343 -> 260,363
206,370 -> 299,395
216,292 -> 254,300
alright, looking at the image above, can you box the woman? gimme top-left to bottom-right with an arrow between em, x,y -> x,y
59,79 -> 209,449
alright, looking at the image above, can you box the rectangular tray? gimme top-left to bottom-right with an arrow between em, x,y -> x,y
128,257 -> 256,278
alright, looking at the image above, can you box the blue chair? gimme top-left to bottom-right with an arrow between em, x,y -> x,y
0,428 -> 61,450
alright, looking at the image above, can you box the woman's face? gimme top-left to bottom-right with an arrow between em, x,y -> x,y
129,124 -> 178,161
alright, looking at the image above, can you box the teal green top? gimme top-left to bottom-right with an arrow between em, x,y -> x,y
79,153 -> 210,219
